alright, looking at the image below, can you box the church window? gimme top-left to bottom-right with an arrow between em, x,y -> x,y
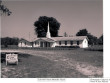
77,41 -> 79,45
59,41 -> 61,45
70,41 -> 73,45
65,41 -> 67,45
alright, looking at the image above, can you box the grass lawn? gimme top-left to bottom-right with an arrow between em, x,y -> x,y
1,48 -> 103,78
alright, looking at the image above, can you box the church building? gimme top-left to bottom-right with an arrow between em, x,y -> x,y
18,22 -> 88,48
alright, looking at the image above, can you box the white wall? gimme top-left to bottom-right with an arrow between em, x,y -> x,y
18,40 -> 32,47
33,41 -> 55,47
33,41 -> 40,47
55,40 -> 83,47
20,38 -> 88,48
82,38 -> 88,48
50,42 -> 56,47
55,41 -> 73,46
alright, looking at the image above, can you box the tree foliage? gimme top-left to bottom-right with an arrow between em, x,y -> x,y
98,35 -> 103,45
76,29 -> 99,45
34,16 -> 60,37
76,29 -> 88,36
0,0 -> 12,16
87,33 -> 98,45
1,37 -> 19,47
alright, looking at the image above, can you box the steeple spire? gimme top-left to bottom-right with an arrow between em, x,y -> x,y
46,22 -> 51,38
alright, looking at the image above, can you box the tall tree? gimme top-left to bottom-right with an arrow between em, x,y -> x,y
76,29 -> 98,45
0,0 -> 12,16
1,37 -> 19,47
76,29 -> 88,36
34,16 -> 60,37
87,33 -> 98,45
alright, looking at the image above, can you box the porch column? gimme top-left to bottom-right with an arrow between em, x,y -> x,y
43,42 -> 44,47
39,41 -> 40,47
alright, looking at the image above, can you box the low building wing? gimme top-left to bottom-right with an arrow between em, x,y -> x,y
18,38 -> 32,47
53,36 -> 87,41
18,36 -> 88,48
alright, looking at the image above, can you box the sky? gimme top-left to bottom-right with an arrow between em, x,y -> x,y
1,0 -> 103,40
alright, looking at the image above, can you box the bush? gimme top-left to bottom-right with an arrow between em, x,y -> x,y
84,45 -> 103,52
55,46 -> 80,48
1,53 -> 6,63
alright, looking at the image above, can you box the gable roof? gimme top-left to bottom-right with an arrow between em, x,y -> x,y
19,38 -> 35,42
19,38 -> 30,42
33,36 -> 87,42
53,36 -> 87,41
20,36 -> 88,43
33,38 -> 55,42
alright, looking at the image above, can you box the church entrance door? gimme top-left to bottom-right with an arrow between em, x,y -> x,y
45,42 -> 50,47
40,42 -> 43,47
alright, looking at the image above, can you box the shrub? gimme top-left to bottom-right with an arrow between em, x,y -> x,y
84,45 -> 103,52
55,46 -> 80,48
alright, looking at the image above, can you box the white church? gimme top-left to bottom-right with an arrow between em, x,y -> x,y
18,22 -> 88,48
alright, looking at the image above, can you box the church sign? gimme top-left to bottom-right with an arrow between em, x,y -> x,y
6,53 -> 18,65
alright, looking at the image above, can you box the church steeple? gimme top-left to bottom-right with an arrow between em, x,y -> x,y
46,22 -> 51,38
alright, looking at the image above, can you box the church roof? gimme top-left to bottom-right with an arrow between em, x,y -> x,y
32,36 -> 87,42
53,36 -> 87,41
19,36 -> 87,43
33,38 -> 55,42
19,38 -> 31,42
